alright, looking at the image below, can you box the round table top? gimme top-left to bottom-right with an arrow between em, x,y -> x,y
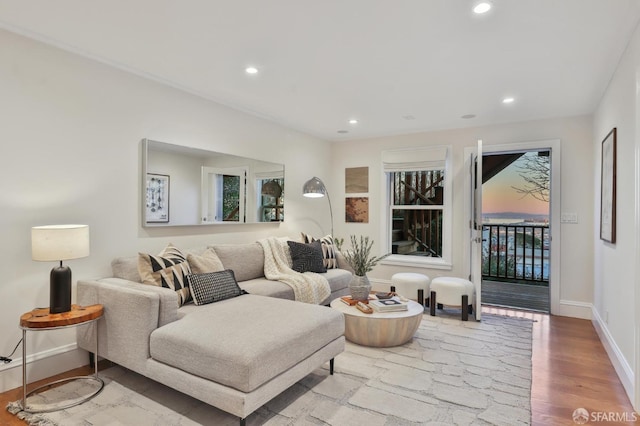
20,304 -> 103,329
330,298 -> 424,319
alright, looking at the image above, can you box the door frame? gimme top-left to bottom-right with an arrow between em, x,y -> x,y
201,166 -> 247,223
464,138 -> 561,315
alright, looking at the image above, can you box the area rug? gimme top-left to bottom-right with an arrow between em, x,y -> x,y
7,312 -> 533,425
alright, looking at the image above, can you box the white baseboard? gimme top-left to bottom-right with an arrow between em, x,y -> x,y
557,299 -> 592,319
591,307 -> 635,403
0,344 -> 89,393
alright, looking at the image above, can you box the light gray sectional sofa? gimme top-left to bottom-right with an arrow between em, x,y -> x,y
77,241 -> 352,425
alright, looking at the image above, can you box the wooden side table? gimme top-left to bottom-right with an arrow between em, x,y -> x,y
19,304 -> 104,413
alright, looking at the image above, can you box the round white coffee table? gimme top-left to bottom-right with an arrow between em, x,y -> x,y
330,299 -> 424,347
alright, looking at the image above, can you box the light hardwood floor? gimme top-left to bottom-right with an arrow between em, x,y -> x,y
1,308 -> 637,425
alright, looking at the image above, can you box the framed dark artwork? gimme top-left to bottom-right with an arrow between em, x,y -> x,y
146,173 -> 170,223
600,128 -> 616,243
346,197 -> 369,223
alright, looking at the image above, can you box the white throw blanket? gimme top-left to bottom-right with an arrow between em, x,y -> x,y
258,237 -> 331,304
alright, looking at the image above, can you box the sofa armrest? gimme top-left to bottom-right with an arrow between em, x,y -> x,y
76,278 -> 178,373
335,251 -> 355,275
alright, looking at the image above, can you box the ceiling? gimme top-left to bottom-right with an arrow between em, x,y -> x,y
1,0 -> 640,141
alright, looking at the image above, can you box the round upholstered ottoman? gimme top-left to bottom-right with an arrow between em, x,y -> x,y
391,272 -> 430,306
429,277 -> 475,321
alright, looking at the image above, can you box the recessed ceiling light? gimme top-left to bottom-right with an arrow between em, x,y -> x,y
502,97 -> 515,104
348,119 -> 358,125
461,114 -> 476,119
245,66 -> 258,75
337,130 -> 349,134
473,2 -> 491,14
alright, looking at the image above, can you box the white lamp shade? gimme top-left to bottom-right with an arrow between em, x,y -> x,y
32,224 -> 90,262
302,176 -> 327,198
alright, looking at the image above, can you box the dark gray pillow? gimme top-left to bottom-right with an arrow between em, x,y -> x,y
287,240 -> 327,273
186,269 -> 243,306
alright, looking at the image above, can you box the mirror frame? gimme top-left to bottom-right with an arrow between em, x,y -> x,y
141,139 -> 284,227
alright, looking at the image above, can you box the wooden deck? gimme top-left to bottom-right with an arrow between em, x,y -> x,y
481,280 -> 550,312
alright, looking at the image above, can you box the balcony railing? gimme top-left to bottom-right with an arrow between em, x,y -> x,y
482,224 -> 549,285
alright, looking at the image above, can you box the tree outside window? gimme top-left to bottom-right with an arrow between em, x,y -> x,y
389,170 -> 444,257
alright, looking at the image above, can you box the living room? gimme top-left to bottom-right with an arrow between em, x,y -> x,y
1,1 -> 640,423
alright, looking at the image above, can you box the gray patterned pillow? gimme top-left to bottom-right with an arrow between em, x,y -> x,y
287,240 -> 327,273
186,269 -> 243,306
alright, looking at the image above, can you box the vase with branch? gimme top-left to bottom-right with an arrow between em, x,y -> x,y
336,235 -> 389,301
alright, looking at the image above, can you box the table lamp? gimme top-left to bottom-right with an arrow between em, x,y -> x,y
31,224 -> 90,314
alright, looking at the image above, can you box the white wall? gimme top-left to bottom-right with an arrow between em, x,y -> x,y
593,18 -> 640,409
147,149 -> 202,225
330,116 -> 594,316
0,29 -> 332,392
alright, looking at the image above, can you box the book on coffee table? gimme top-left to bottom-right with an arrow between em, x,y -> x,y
340,295 -> 375,306
370,299 -> 408,312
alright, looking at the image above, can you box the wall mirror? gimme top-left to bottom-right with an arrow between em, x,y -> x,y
142,139 -> 284,226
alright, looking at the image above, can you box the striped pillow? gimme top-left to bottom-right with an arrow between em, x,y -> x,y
138,243 -> 192,306
301,232 -> 339,269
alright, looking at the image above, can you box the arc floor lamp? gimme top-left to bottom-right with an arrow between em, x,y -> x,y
302,176 -> 334,237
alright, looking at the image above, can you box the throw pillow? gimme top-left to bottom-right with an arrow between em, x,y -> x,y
138,243 -> 192,306
186,269 -> 244,306
287,240 -> 327,273
301,232 -> 339,269
187,248 -> 224,274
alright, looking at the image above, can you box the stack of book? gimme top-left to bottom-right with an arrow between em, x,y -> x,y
369,298 -> 408,312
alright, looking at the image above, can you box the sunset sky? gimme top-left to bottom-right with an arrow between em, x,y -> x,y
482,152 -> 550,215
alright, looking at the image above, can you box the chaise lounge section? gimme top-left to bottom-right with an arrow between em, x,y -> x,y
76,240 -> 350,424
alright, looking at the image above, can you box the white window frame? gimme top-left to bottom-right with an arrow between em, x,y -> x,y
255,171 -> 284,222
380,146 -> 452,270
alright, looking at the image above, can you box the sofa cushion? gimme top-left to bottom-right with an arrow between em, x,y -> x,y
150,294 -> 345,393
324,268 -> 352,294
187,248 -> 224,274
138,244 -> 192,306
187,269 -> 243,305
301,233 -> 339,269
239,277 -> 295,300
238,269 -> 352,302
211,243 -> 265,282
287,240 -> 326,273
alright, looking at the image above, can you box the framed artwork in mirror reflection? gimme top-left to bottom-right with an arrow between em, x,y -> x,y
146,173 -> 170,223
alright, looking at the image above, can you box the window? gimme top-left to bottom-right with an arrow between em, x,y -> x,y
221,174 -> 241,221
257,178 -> 284,222
382,146 -> 451,268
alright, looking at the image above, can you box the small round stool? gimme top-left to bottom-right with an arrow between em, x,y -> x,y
429,277 -> 475,321
390,272 -> 430,306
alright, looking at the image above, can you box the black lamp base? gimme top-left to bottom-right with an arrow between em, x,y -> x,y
50,265 -> 72,314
